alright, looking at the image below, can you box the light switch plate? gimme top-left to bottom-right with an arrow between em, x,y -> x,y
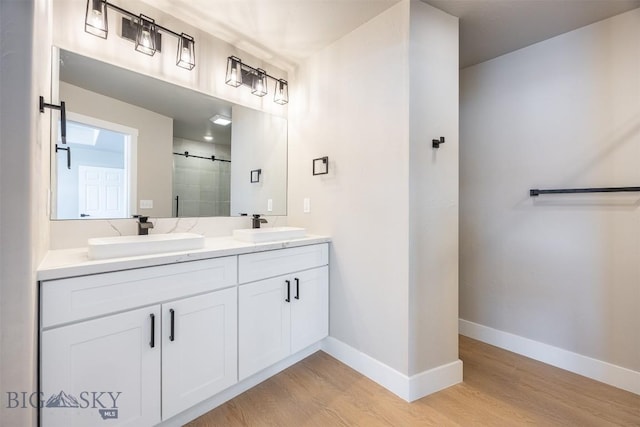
303,198 -> 310,213
267,199 -> 273,212
139,200 -> 153,209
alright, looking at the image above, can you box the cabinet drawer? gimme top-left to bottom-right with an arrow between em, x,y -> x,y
42,256 -> 237,328
238,243 -> 328,283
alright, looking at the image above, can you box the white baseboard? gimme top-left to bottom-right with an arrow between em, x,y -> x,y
322,336 -> 463,402
459,319 -> 640,396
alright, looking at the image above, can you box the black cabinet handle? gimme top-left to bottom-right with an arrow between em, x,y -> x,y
149,313 -> 155,348
169,309 -> 175,341
295,278 -> 300,300
285,280 -> 290,303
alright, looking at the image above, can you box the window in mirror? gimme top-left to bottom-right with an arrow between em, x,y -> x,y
54,114 -> 137,220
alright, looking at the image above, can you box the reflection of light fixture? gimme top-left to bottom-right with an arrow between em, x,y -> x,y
225,56 -> 243,87
85,0 -> 108,38
135,14 -> 157,56
203,135 -> 213,141
225,56 -> 288,105
210,115 -> 231,126
83,0 -> 196,69
252,68 -> 267,97
176,33 -> 195,70
274,79 -> 289,105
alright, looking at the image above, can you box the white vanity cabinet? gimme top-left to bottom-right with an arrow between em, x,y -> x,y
38,239 -> 330,426
40,256 -> 237,426
238,244 -> 329,380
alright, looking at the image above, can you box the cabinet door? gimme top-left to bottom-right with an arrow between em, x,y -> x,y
41,306 -> 161,427
291,266 -> 329,354
238,276 -> 291,380
162,287 -> 238,420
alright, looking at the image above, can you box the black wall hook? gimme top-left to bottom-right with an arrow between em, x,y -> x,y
432,136 -> 445,148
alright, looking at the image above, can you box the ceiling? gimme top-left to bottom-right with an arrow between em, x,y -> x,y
423,0 -> 640,68
144,0 -> 640,69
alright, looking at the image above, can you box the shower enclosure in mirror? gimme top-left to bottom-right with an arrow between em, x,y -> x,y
50,48 -> 287,220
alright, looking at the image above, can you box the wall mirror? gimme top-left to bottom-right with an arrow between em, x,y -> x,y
50,48 -> 287,220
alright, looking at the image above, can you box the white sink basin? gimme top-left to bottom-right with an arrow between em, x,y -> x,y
233,227 -> 306,243
88,233 -> 205,260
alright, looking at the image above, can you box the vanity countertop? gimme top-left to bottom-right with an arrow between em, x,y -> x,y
38,235 -> 331,281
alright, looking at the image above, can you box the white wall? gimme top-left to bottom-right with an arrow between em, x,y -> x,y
289,1 -> 412,374
0,0 -> 51,425
408,0 -> 459,375
60,82 -> 174,217
460,8 -> 640,376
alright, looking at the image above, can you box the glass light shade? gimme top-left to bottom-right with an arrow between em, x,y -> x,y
251,69 -> 268,97
225,56 -> 243,87
176,33 -> 195,70
274,79 -> 289,105
84,0 -> 108,39
135,14 -> 157,56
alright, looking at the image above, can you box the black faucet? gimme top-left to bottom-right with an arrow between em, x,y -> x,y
252,214 -> 268,229
134,215 -> 154,235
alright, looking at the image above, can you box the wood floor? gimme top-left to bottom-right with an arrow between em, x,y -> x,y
186,336 -> 640,426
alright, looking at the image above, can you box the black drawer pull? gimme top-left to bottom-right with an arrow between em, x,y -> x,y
149,313 -> 155,348
295,278 -> 300,300
169,309 -> 175,341
285,280 -> 290,303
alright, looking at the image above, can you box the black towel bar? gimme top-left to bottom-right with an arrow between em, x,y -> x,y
530,186 -> 640,197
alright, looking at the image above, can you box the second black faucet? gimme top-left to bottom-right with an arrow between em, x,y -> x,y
252,214 -> 268,229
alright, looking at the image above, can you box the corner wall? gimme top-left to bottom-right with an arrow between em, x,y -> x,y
289,1 -> 412,375
408,0 -> 459,375
290,1 -> 462,396
460,8 -> 640,391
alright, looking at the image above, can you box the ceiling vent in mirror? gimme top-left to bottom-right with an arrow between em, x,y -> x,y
210,115 -> 231,126
225,56 -> 289,105
83,0 -> 195,69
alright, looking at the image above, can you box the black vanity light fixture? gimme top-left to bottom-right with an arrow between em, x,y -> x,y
225,56 -> 289,105
135,14 -> 157,56
84,0 -> 196,70
85,0 -> 108,38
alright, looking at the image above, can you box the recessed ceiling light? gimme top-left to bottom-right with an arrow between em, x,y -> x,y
204,135 -> 213,141
210,114 -> 231,126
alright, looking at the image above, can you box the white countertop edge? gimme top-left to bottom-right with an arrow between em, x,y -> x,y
38,235 -> 331,281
